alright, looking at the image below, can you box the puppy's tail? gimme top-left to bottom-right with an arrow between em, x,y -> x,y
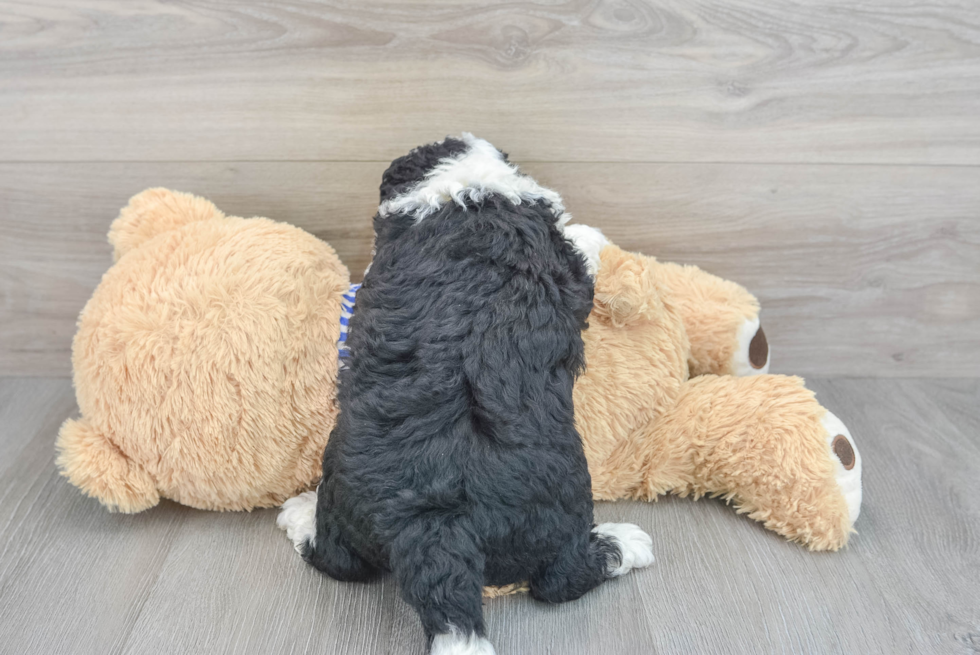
56,418 -> 160,512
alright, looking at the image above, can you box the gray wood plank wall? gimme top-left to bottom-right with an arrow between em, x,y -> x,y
2,1 -> 979,377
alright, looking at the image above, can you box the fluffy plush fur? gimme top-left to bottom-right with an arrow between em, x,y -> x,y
293,137 -> 652,652
573,245 -> 857,551
56,189 -> 347,512
59,179 -> 862,556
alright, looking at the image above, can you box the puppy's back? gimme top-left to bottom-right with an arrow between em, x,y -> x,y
336,135 -> 594,562
279,136 -> 657,655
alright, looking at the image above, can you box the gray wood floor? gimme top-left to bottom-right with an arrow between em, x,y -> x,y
1,376 -> 978,655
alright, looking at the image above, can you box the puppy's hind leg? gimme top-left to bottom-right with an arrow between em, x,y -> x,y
277,491 -> 318,554
277,489 -> 377,582
592,523 -> 656,577
390,523 -> 495,655
530,523 -> 654,604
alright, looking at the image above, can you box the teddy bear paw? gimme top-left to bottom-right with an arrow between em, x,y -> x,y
732,315 -> 770,376
822,411 -> 863,526
594,523 -> 655,577
277,490 -> 318,553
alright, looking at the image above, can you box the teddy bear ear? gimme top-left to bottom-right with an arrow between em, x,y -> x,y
108,188 -> 224,261
591,244 -> 657,327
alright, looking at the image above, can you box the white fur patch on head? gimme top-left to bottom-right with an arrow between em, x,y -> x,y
593,522 -> 655,577
431,628 -> 496,655
560,224 -> 609,277
276,490 -> 318,554
378,133 -> 568,224
822,411 -> 862,526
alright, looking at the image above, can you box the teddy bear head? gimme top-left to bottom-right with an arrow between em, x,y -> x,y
57,189 -> 350,512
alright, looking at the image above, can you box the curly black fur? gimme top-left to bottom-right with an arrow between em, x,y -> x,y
305,139 -> 620,642
378,137 -> 468,203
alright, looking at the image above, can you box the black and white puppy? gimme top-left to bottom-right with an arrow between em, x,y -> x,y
279,134 -> 653,655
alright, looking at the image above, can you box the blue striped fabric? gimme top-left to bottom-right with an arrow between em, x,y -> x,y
337,283 -> 361,370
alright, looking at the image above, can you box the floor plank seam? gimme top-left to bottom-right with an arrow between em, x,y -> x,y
3,160 -> 980,168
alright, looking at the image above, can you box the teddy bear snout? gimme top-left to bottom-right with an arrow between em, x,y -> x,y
749,326 -> 768,370
732,316 -> 770,376
821,411 -> 863,526
832,434 -> 856,470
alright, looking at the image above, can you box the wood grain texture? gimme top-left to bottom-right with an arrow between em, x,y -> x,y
2,161 -> 977,377
0,377 -> 978,654
0,379 -> 187,655
1,1 -> 979,164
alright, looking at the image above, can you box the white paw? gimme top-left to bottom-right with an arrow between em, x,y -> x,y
560,223 -> 609,277
732,315 -> 770,376
276,490 -> 318,553
593,523 -> 655,577
822,411 -> 863,526
431,629 -> 496,655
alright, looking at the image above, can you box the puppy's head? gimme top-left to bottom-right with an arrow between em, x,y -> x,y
379,136 -> 470,205
373,134 -> 607,280
377,133 -> 567,225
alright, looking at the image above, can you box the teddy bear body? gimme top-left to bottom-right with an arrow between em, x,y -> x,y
58,188 -> 862,555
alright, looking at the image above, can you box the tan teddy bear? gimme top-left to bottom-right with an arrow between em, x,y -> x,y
577,242 -> 861,553
57,188 -> 861,555
57,189 -> 349,512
